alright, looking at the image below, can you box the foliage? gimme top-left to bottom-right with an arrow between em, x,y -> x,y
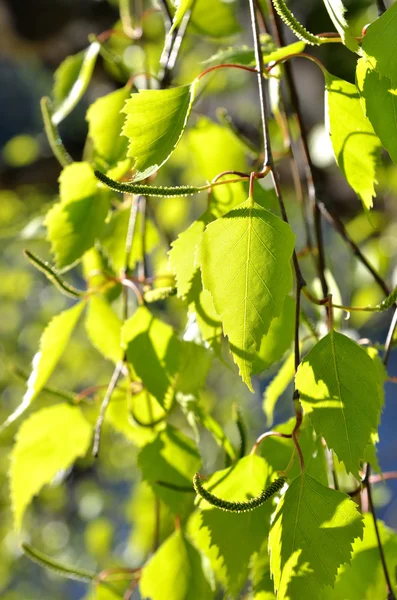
2,0 -> 397,599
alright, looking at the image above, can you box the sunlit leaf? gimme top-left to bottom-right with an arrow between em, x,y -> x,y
361,0 -> 397,81
198,196 -> 295,390
269,473 -> 363,598
170,0 -> 194,32
325,72 -> 381,210
122,84 -> 197,181
188,455 -> 274,595
52,42 -> 100,125
11,403 -> 92,530
140,530 -> 214,600
85,295 -> 122,363
122,306 -> 182,407
322,0 -> 358,51
190,0 -> 240,38
138,425 -> 200,514
295,331 -> 383,477
46,162 -> 110,269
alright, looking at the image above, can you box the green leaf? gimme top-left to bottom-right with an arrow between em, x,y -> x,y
176,341 -> 212,396
122,306 -> 182,407
251,542 -> 277,599
46,162 -> 110,269
269,473 -> 364,598
122,84 -> 197,181
168,210 -> 213,300
188,455 -> 274,595
52,42 -> 100,125
138,424 -> 201,514
198,197 -> 295,390
85,295 -> 122,363
11,403 -> 92,530
325,72 -> 381,210
262,351 -> 295,426
295,331 -> 383,477
187,272 -> 223,351
171,0 -> 194,32
361,0 -> 397,81
0,301 -> 85,432
356,56 -> 397,164
253,295 -> 295,375
87,84 -> 131,168
140,530 -> 214,600
322,0 -> 358,51
203,41 -> 305,68
190,0 -> 240,38
100,203 -> 159,273
322,514 -> 397,599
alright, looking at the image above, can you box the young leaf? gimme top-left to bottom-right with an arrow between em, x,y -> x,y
322,0 -> 358,51
138,425 -> 201,515
168,210 -> 213,300
85,295 -> 122,363
322,514 -> 397,599
176,341 -> 212,396
1,301 -> 85,433
203,41 -> 305,68
325,72 -> 381,210
190,0 -> 240,38
86,84 -> 131,168
198,197 -> 295,390
10,403 -> 92,530
252,295 -> 295,375
46,162 -> 110,269
52,42 -> 100,125
295,331 -> 383,478
170,0 -> 194,32
187,272 -> 223,351
356,56 -> 397,164
122,306 -> 182,407
188,455 -> 274,595
139,530 -> 214,600
121,83 -> 197,181
361,0 -> 397,81
262,351 -> 295,426
269,473 -> 364,598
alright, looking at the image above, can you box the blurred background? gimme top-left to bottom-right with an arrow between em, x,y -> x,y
1,0 -> 397,598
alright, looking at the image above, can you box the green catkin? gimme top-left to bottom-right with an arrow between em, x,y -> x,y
271,0 -> 327,46
24,249 -> 84,298
40,97 -> 73,167
379,286 -> 397,311
143,287 -> 177,303
193,474 -> 286,513
94,170 -> 207,197
22,543 -> 95,582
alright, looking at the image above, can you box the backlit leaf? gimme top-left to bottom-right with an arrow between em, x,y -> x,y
325,72 -> 381,210
46,163 -> 110,269
322,0 -> 358,51
269,473 -> 363,598
356,56 -> 397,164
87,84 -> 131,168
198,197 -> 295,390
85,295 -> 122,363
11,403 -> 92,530
52,42 -> 100,125
190,0 -> 240,38
122,306 -> 182,407
188,455 -> 274,595
262,351 -> 295,426
295,331 -> 383,477
138,424 -> 200,514
140,530 -> 213,600
122,84 -> 197,181
361,0 -> 397,81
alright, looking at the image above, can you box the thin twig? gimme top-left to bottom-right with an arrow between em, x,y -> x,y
250,431 -> 292,455
384,307 -> 397,367
93,361 -> 124,457
364,465 -> 396,600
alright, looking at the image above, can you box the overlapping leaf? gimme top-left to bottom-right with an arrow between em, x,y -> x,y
295,331 -> 383,477
325,72 -> 381,210
140,530 -> 213,600
11,403 -> 92,530
188,455 -> 274,595
322,0 -> 358,51
85,295 -> 122,363
198,197 -> 295,390
122,306 -> 182,407
361,0 -> 397,81
46,162 -> 110,269
269,473 -> 364,598
122,84 -> 197,181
